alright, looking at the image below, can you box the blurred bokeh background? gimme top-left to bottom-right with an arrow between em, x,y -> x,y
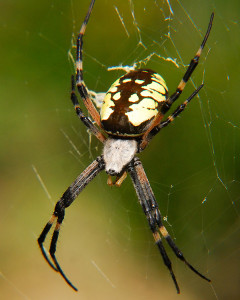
1,0 -> 240,299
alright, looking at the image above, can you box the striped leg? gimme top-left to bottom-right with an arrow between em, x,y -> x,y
71,76 -> 106,143
140,84 -> 204,149
161,13 -> 214,115
159,84 -> 203,130
38,156 -> 105,291
75,0 -> 102,128
128,157 -> 210,294
139,13 -> 214,152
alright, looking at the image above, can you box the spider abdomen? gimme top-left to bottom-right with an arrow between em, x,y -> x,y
100,69 -> 168,137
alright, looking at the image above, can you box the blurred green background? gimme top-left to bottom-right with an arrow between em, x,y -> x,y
1,0 -> 240,299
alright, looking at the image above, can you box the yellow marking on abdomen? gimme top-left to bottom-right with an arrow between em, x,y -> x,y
152,73 -> 168,91
100,93 -> 115,120
126,100 -> 158,126
129,93 -> 139,102
141,89 -> 166,103
112,92 -> 121,100
145,81 -> 167,95
135,79 -> 145,84
122,78 -> 132,83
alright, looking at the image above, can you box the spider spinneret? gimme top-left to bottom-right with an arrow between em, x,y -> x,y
38,0 -> 214,294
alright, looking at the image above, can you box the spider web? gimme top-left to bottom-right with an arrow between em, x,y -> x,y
1,0 -> 239,299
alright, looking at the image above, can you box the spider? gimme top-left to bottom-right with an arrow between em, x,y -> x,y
38,0 -> 214,294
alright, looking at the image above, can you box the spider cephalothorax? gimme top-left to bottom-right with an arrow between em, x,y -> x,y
38,0 -> 214,293
103,138 -> 137,175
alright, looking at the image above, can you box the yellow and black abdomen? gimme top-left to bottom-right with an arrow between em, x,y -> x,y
100,69 -> 168,137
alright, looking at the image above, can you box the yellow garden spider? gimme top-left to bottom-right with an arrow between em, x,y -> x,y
38,0 -> 214,293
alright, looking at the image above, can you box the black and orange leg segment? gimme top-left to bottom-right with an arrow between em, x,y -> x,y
161,12 -> 214,115
128,157 -> 180,292
38,156 -> 105,291
139,13 -> 214,152
71,76 -> 106,143
143,84 -> 204,145
74,0 -> 102,128
128,157 -> 210,293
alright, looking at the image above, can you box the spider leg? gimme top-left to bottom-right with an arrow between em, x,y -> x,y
71,76 -> 106,143
139,84 -> 204,150
75,0 -> 102,128
128,157 -> 180,293
139,13 -> 214,151
38,156 -> 105,291
159,84 -> 203,130
128,157 -> 210,294
161,13 -> 214,115
38,215 -> 58,271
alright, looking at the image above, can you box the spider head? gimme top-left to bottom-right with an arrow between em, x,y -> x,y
103,138 -> 137,175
